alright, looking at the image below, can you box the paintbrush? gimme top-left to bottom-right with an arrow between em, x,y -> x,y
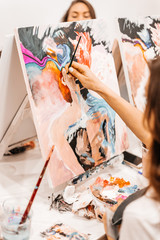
19,145 -> 55,225
68,35 -> 82,70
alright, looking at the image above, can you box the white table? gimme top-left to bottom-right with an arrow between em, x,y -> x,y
0,142 -> 148,240
0,143 -> 106,240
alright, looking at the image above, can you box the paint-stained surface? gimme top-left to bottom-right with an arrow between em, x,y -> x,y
41,223 -> 89,239
118,16 -> 160,111
90,176 -> 139,204
15,19 -> 128,187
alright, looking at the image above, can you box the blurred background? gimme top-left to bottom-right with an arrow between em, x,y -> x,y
0,0 -> 160,50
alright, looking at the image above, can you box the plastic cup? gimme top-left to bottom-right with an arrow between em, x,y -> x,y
1,198 -> 32,240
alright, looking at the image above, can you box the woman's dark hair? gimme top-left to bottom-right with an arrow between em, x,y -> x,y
144,57 -> 160,200
61,0 -> 96,22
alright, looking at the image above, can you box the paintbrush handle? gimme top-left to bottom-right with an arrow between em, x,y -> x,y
69,36 -> 81,68
20,145 -> 55,224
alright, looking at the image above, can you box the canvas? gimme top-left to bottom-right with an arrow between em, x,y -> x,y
118,16 -> 160,111
15,19 -> 128,187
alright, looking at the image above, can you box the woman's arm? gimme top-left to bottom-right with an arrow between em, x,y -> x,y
66,62 -> 151,148
103,212 -> 115,240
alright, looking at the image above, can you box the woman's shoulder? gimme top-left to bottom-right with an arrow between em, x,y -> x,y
124,191 -> 160,220
119,192 -> 160,240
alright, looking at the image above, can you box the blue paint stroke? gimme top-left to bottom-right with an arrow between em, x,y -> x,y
69,232 -> 86,240
86,92 -> 116,153
118,185 -> 139,194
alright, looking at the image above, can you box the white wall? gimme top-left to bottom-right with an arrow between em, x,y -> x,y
0,0 -> 160,50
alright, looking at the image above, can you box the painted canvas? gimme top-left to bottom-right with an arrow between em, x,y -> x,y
41,223 -> 89,239
118,16 -> 160,111
15,19 -> 128,187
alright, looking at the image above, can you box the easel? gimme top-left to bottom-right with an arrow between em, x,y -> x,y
0,35 -> 36,160
112,39 -> 129,102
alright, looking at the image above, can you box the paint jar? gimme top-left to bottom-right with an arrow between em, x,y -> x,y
1,197 -> 32,240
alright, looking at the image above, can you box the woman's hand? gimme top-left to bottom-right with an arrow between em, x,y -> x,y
65,61 -> 103,92
103,212 -> 115,240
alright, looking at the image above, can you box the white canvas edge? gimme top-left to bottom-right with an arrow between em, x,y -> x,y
14,29 -> 54,188
115,18 -> 134,106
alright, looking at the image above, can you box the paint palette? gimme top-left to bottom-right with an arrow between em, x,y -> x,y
90,176 -> 139,205
41,223 -> 89,240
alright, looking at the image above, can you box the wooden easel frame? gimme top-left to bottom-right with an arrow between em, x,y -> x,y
0,35 -> 36,159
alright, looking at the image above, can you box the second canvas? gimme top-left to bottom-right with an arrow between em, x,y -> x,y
15,19 -> 128,187
118,16 -> 160,111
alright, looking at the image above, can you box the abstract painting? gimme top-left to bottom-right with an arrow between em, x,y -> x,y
41,223 -> 88,239
15,19 -> 128,187
118,16 -> 160,111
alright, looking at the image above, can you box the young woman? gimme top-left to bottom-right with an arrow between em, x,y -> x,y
61,0 -> 96,22
66,59 -> 160,239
